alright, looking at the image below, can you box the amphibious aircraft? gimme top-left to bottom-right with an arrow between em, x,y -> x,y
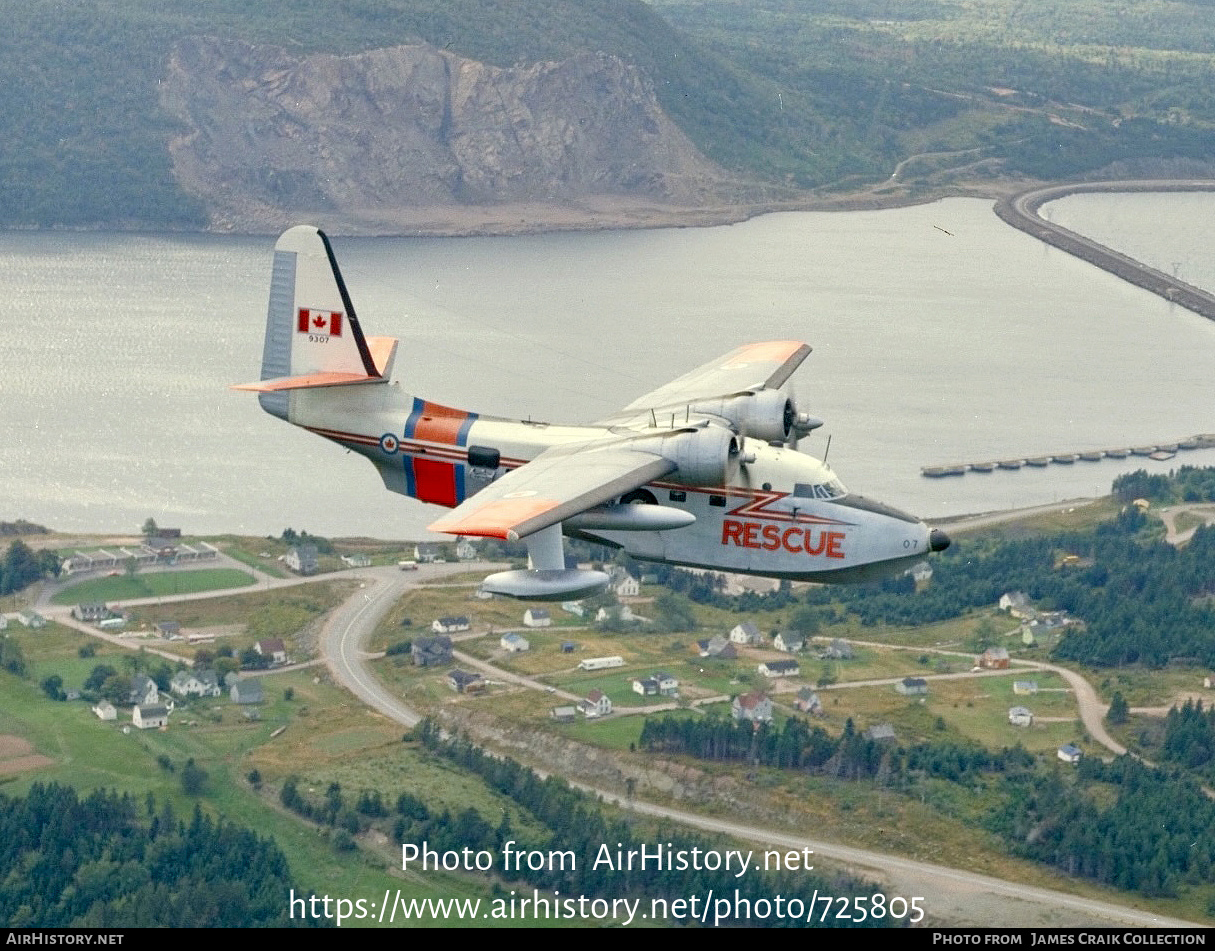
236,226 -> 949,599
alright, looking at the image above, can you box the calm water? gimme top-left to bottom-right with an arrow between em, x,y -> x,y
5,195 -> 1215,539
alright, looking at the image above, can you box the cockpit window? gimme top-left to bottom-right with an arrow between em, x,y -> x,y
793,480 -> 846,500
828,494 -> 920,523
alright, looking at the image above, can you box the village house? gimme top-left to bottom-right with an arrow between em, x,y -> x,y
759,659 -> 800,678
772,632 -> 804,653
896,677 -> 929,697
697,635 -> 738,660
979,646 -> 1010,669
731,691 -> 773,723
822,638 -> 855,660
412,636 -> 454,667
632,673 -> 678,698
455,539 -> 478,561
864,723 -> 897,742
1009,706 -> 1034,727
170,669 -> 222,699
578,690 -> 612,719
729,622 -> 762,646
230,678 -> 264,705
132,703 -> 169,730
92,700 -> 117,721
284,545 -> 319,575
339,553 -> 372,568
499,632 -> 530,653
1058,743 -> 1082,765
999,591 -> 1032,618
523,608 -> 551,628
608,570 -> 640,597
255,638 -> 288,665
550,706 -> 577,723
794,688 -> 822,715
1013,680 -> 1039,696
128,675 -> 159,707
447,670 -> 483,694
432,616 -> 470,634
72,602 -> 111,623
413,543 -> 445,563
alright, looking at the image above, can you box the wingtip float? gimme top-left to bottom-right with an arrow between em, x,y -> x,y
237,225 -> 948,600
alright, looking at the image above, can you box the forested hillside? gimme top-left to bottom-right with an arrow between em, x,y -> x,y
5,0 -> 1215,229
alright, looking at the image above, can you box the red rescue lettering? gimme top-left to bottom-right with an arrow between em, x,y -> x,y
722,519 -> 846,559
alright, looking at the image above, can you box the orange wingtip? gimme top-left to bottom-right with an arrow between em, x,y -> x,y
231,371 -> 382,392
731,340 -> 805,363
428,498 -> 559,540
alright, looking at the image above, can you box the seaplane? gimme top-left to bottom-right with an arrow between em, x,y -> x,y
236,226 -> 950,599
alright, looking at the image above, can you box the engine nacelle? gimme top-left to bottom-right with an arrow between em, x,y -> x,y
644,427 -> 740,486
690,389 -> 797,443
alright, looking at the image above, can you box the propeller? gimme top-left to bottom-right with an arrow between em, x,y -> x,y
782,386 -> 823,451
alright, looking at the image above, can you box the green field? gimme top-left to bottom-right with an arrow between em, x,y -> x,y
51,568 -> 256,604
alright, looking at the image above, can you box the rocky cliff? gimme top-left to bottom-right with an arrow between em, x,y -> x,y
161,37 -> 742,234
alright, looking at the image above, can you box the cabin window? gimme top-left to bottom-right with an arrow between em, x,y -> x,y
709,494 -> 727,507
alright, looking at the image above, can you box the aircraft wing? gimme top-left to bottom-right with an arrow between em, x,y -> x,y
427,442 -> 676,541
609,340 -> 811,419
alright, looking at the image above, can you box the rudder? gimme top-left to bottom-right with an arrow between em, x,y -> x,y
237,226 -> 397,416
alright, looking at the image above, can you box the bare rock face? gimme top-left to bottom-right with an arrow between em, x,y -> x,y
161,37 -> 732,233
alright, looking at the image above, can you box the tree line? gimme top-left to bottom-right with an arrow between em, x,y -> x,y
988,757 -> 1215,901
639,714 -> 1035,786
0,783 -> 324,926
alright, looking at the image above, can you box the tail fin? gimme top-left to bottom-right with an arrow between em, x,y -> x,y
234,226 -> 397,418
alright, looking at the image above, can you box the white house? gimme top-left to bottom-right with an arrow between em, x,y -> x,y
1058,743 -> 1082,764
523,608 -> 551,628
731,691 -> 773,723
92,700 -> 117,721
773,632 -> 804,653
132,704 -> 169,730
455,539 -> 478,561
500,632 -> 530,653
999,592 -> 1032,616
609,570 -> 640,597
1009,706 -> 1034,727
128,675 -> 159,706
255,638 -> 288,665
284,545 -> 319,575
170,669 -> 222,698
759,659 -> 800,678
729,622 -> 762,646
578,689 -> 612,718
432,616 -> 471,634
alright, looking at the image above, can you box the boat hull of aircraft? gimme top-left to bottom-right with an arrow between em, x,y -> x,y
237,226 -> 948,598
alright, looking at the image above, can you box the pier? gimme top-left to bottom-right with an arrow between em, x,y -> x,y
922,434 -> 1215,478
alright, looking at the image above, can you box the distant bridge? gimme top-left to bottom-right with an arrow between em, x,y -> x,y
994,179 -> 1215,322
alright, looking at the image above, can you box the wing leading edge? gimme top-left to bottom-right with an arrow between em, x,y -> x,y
610,340 -> 811,420
427,443 -> 676,541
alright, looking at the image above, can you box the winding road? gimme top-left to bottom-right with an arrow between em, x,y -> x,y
311,564 -> 1199,928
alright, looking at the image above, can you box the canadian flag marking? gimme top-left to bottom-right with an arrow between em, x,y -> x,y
297,308 -> 343,336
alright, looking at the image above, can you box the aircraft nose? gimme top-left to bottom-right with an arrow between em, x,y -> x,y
929,528 -> 951,552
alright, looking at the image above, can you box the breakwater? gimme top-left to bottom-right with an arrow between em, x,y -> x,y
923,434 -> 1215,478
994,180 -> 1215,321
